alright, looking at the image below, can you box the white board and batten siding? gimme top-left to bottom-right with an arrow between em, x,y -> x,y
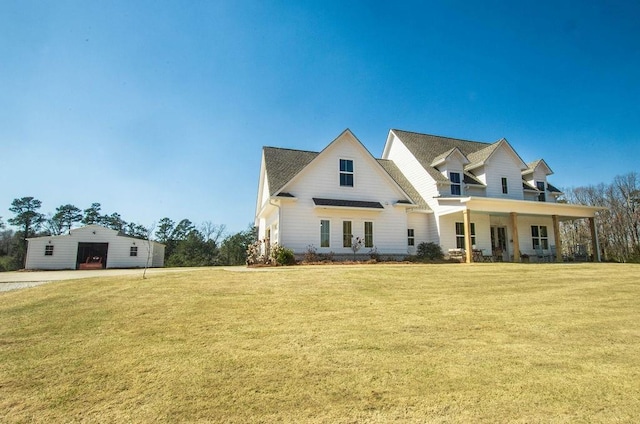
278,133 -> 412,255
25,225 -> 165,270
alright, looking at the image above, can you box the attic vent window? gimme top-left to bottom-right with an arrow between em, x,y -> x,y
340,159 -> 354,187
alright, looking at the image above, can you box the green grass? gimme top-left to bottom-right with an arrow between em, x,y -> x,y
1,263 -> 639,423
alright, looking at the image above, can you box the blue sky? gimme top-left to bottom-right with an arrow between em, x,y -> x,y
1,0 -> 639,235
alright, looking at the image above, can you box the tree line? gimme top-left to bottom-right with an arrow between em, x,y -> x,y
0,197 -> 256,271
561,171 -> 640,263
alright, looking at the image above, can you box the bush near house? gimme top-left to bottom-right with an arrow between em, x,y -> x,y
416,241 -> 444,261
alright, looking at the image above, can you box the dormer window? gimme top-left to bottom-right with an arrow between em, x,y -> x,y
536,181 -> 546,201
450,172 -> 461,195
340,159 -> 354,187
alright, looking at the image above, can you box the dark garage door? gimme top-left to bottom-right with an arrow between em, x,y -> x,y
76,243 -> 109,269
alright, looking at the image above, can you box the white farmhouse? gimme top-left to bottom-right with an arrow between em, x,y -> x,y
255,128 -> 603,262
25,225 -> 165,270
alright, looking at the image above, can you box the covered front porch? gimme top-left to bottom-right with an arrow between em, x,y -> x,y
436,197 -> 604,263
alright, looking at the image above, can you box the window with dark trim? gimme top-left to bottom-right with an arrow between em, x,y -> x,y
501,177 -> 508,194
450,172 -> 461,195
340,159 -> 354,187
407,229 -> 415,246
45,245 -> 54,256
130,246 -> 138,257
455,222 -> 476,249
531,225 -> 549,249
364,221 -> 373,248
342,221 -> 352,247
536,181 -> 546,201
320,220 -> 330,248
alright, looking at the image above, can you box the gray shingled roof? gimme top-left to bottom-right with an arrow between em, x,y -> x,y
263,146 -> 426,209
377,159 -> 430,209
463,172 -> 485,186
263,147 -> 318,196
391,130 -> 491,183
465,141 -> 502,169
547,182 -> 562,193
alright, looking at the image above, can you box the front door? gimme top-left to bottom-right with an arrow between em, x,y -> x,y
491,227 -> 508,261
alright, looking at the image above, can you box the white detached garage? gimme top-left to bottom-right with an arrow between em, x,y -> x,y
25,225 -> 165,270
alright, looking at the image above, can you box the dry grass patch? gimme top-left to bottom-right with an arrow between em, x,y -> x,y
1,263 -> 639,422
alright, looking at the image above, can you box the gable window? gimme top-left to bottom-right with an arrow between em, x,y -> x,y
45,245 -> 54,256
320,220 -> 330,248
501,177 -> 508,194
407,229 -> 415,246
340,159 -> 354,187
364,221 -> 373,248
455,222 -> 476,249
536,181 -> 546,201
450,172 -> 461,195
343,221 -> 352,248
130,246 -> 138,257
531,225 -> 549,250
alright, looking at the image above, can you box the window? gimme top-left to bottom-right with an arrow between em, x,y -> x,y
531,225 -> 549,250
536,181 -> 546,201
364,221 -> 373,248
501,177 -> 508,194
407,229 -> 415,246
130,246 -> 138,257
343,221 -> 352,247
455,222 -> 476,249
340,159 -> 354,187
320,220 -> 330,247
450,172 -> 461,195
45,245 -> 54,256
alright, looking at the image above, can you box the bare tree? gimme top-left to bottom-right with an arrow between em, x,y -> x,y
143,222 -> 156,280
200,221 -> 226,244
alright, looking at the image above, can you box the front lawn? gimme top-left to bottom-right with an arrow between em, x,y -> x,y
1,263 -> 639,422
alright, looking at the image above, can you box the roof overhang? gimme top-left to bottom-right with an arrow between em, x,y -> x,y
312,198 -> 385,211
435,196 -> 605,220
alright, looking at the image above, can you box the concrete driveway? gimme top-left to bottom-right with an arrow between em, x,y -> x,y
0,267 -> 211,292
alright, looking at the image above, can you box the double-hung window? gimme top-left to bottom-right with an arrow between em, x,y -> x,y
130,246 -> 138,257
407,229 -> 415,246
450,172 -> 461,195
45,245 -> 54,256
531,225 -> 549,250
501,177 -> 508,194
536,181 -> 546,201
364,221 -> 373,248
455,222 -> 476,249
320,220 -> 330,247
340,159 -> 354,187
343,221 -> 352,247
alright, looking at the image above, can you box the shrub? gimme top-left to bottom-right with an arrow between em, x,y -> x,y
303,245 -> 318,263
416,242 -> 444,261
270,243 -> 296,266
318,251 -> 334,262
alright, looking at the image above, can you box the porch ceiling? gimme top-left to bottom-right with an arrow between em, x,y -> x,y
436,196 -> 604,220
